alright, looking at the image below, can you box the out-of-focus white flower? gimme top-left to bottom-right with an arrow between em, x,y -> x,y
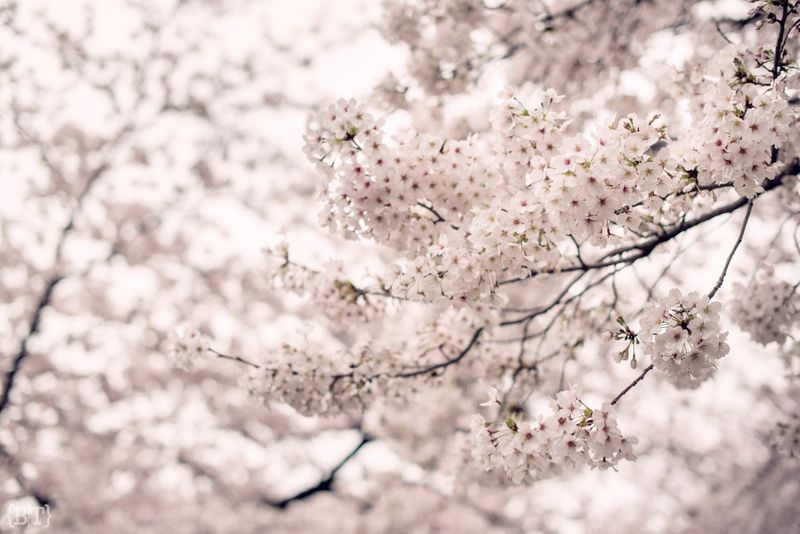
730,266 -> 800,346
166,325 -> 209,370
479,386 -> 502,407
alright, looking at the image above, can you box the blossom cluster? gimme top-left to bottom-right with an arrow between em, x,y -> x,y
771,413 -> 800,459
782,342 -> 800,377
269,251 -> 384,324
237,303 -> 495,416
166,325 -> 209,370
304,50 -> 796,305
493,90 -> 677,246
472,385 -> 637,483
769,383 -> 800,459
637,289 -> 730,389
381,0 -> 482,95
379,0 -> 701,99
303,98 -> 492,259
672,69 -> 794,198
730,267 -> 800,346
331,90 -> 680,303
244,339 -> 404,416
164,302 -> 498,417
417,303 -> 494,356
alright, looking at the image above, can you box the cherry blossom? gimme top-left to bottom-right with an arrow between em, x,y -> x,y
730,266 -> 800,346
472,385 -> 637,483
5,0 -> 800,530
166,325 -> 210,370
636,290 -> 730,388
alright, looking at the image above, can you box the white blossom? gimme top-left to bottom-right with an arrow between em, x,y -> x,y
166,325 -> 209,370
637,289 -> 730,388
730,266 -> 800,346
473,385 -> 637,483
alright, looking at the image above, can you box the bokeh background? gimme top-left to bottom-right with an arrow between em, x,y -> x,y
1,1 -> 799,533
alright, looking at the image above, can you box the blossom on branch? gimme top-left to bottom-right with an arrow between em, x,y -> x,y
472,385 -> 637,484
637,289 -> 729,388
730,266 -> 800,346
166,325 -> 210,370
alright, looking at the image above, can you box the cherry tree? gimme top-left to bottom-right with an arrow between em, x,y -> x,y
3,0 -> 800,532
0,0 -> 396,531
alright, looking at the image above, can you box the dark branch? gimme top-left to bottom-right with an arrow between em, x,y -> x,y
209,348 -> 263,369
610,364 -> 655,406
0,121 -> 133,416
416,201 -> 460,230
0,275 -> 62,415
0,444 -> 55,508
501,269 -> 617,327
772,1 -> 791,80
500,159 -> 799,286
393,327 -> 484,379
265,433 -> 372,509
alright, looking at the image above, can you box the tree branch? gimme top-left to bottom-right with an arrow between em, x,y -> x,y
707,200 -> 754,299
264,433 -> 372,509
772,0 -> 791,80
209,348 -> 264,369
394,327 -> 484,378
500,159 -> 799,285
0,120 -> 137,416
0,444 -> 55,508
610,363 -> 655,406
0,275 -> 62,415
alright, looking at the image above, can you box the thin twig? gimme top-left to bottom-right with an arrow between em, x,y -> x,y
707,200 -> 754,299
610,364 -> 655,406
394,327 -> 484,378
209,348 -> 263,369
